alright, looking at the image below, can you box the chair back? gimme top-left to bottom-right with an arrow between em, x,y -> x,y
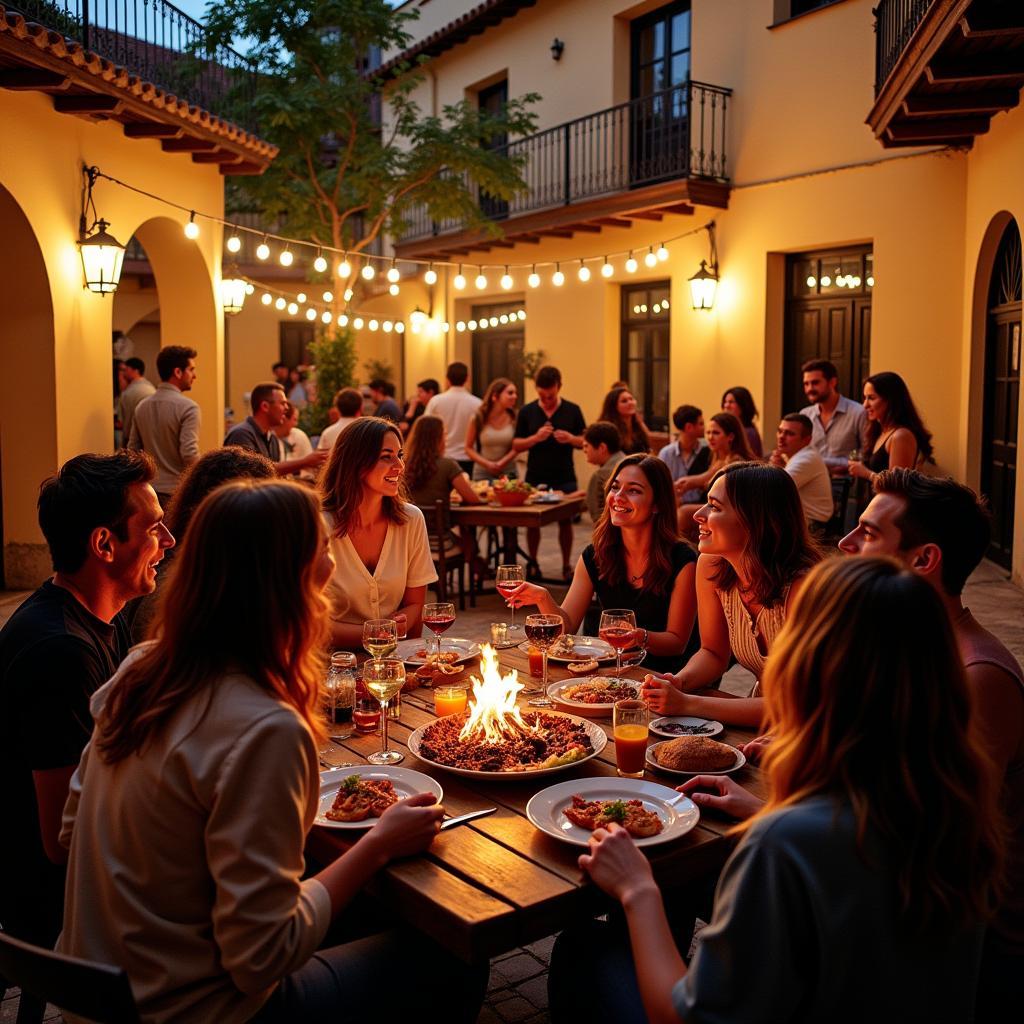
0,929 -> 140,1024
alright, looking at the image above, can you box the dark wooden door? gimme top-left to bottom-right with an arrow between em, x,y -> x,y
981,221 -> 1022,569
621,282 -> 671,432
471,302 -> 525,398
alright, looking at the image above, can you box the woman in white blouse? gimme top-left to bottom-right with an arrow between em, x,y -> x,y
321,417 -> 437,648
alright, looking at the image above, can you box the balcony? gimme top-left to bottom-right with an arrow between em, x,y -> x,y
394,80 -> 731,260
0,0 -> 275,173
868,0 -> 1024,148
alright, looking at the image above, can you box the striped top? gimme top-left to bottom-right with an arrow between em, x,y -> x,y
717,584 -> 790,696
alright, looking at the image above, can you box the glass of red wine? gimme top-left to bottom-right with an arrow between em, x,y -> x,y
496,564 -> 525,635
599,608 -> 638,678
524,613 -> 563,707
423,601 -> 456,660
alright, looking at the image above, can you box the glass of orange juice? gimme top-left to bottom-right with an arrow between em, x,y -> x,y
613,699 -> 648,778
434,685 -> 468,718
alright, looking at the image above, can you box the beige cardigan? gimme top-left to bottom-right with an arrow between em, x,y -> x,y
57,650 -> 331,1023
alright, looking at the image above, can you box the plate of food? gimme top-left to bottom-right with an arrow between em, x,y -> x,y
546,677 -> 641,713
645,736 -> 746,777
315,766 -> 443,829
394,637 -> 480,666
519,635 -> 615,664
529,491 -> 564,505
412,656 -> 466,685
649,716 -> 724,739
407,709 -> 607,780
526,777 -> 700,848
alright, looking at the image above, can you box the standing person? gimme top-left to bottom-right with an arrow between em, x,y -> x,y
317,387 -> 363,451
573,421 -> 625,524
116,357 -> 155,447
768,413 -> 834,525
643,463 -> 820,726
424,362 -> 482,475
597,386 -> 651,455
465,377 -> 519,482
320,417 -> 437,648
224,383 -> 327,479
659,404 -> 711,505
849,370 -> 934,483
550,557 -> 1003,1024
128,345 -> 200,506
721,385 -> 763,458
401,378 -> 440,436
274,401 -> 317,480
57,480 -> 486,1023
287,368 -> 309,409
369,378 -> 402,423
271,361 -> 291,387
799,358 -> 867,472
0,452 -> 173,952
512,365 -> 587,580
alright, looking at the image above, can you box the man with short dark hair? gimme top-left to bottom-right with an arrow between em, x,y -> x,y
768,413 -> 833,524
317,387 -> 364,451
512,365 -> 586,579
660,405 -> 711,505
224,383 -> 327,477
579,421 -> 625,522
401,378 -> 440,435
117,357 -> 155,445
0,451 -> 174,950
839,469 -> 1023,1011
369,378 -> 402,423
128,345 -> 200,505
272,361 -> 290,386
799,358 -> 867,473
425,362 -> 482,474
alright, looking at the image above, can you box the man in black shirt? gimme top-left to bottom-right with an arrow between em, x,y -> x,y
0,451 -> 174,949
513,365 -> 586,580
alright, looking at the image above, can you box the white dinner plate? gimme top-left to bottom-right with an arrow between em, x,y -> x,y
315,766 -> 443,829
526,777 -> 700,848
546,677 -> 643,713
649,716 -> 725,739
529,492 -> 564,504
645,741 -> 746,777
517,636 -> 616,663
394,637 -> 481,666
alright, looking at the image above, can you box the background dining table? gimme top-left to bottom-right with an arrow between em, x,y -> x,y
307,639 -> 765,964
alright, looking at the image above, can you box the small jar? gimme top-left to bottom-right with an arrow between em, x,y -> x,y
324,651 -> 357,724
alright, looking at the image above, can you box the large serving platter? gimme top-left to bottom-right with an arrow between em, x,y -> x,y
315,765 -> 443,830
545,677 -> 642,714
394,637 -> 481,666
407,710 -> 608,781
517,636 -> 615,663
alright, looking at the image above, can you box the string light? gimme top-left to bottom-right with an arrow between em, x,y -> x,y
625,256 -> 638,274
256,238 -> 270,261
454,309 -> 526,332
343,288 -> 354,302
577,261 -> 591,282
279,248 -> 294,267
475,270 -> 488,290
353,317 -> 364,329
226,234 -> 241,253
500,268 -> 513,290
274,297 -> 286,310
368,319 -> 379,331
322,311 -> 333,324
601,259 -> 614,278
389,284 -> 400,296
313,251 -> 328,273
468,319 -> 478,331
337,259 -> 352,278
297,292 -> 307,303
456,320 -> 466,332
454,266 -> 466,290
338,314 -> 349,327
386,263 -> 401,284
657,243 -> 669,262
528,266 -> 540,288
383,321 -> 393,332
644,248 -> 657,269
395,322 -> 405,334
287,301 -> 298,315
322,290 -> 333,302
424,265 -> 438,286
261,293 -> 272,305
183,212 -> 199,239
361,263 -> 375,281
306,308 -> 317,320
552,264 -> 565,287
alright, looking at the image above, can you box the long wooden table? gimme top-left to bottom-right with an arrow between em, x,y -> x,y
307,640 -> 764,964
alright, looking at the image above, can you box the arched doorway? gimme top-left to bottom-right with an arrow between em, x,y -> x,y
981,219 -> 1022,569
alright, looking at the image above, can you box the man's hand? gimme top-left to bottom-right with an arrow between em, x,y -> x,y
301,449 -> 329,470
535,422 -> 555,443
553,429 -> 573,444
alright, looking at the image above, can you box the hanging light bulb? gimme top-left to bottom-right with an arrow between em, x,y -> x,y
424,265 -> 438,286
528,267 -> 540,288
501,267 -> 513,290
296,292 -> 307,303
275,297 -> 286,310
388,283 -> 400,296
454,265 -> 466,290
625,256 -> 638,273
353,317 -> 364,329
226,234 -> 242,254
322,290 -> 333,302
343,288 -> 354,302
338,314 -> 349,327
337,259 -> 352,278
468,319 -> 478,331
552,265 -> 565,287
601,259 -> 614,278
313,251 -> 328,274
368,319 -> 379,331
183,212 -> 199,240
261,293 -> 272,306
322,310 -> 333,324
245,284 -> 254,295
256,237 -> 270,261
383,321 -> 393,333
279,248 -> 294,267
499,313 -> 509,324
442,322 -> 450,333
386,263 -> 400,284
361,263 -> 376,281
662,299 -> 669,309
287,302 -> 298,315
806,276 -> 817,288
644,248 -> 658,269
478,318 -> 488,330
456,321 -> 467,332
475,269 -> 488,290
306,308 -> 317,321
489,316 -> 499,327
656,243 -> 669,262
395,322 -> 405,334
577,261 -> 591,282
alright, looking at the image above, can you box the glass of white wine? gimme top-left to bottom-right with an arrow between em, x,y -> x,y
364,658 -> 405,765
363,618 -> 398,663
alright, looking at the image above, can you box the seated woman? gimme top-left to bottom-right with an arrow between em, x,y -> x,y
849,369 -> 934,483
643,463 -> 820,726
721,384 -> 763,458
57,480 -> 486,1022
321,417 -> 437,647
550,556 -> 1003,1024
674,412 -> 755,536
508,455 -> 697,674
465,377 -> 519,481
598,386 -> 651,455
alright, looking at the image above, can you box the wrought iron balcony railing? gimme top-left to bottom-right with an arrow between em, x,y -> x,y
874,0 -> 934,93
7,0 -> 257,129
399,80 -> 731,244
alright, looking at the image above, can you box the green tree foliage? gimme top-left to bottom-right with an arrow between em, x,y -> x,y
302,326 -> 359,435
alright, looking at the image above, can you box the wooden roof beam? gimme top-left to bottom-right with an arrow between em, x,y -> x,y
628,211 -> 664,221
53,94 -> 123,114
886,115 -> 991,140
926,53 -> 1024,85
595,217 -> 633,228
161,137 -> 218,152
902,90 -> 1018,116
124,122 -> 184,139
0,68 -> 70,90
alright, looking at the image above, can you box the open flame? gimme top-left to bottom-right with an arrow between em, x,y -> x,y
458,644 -> 539,744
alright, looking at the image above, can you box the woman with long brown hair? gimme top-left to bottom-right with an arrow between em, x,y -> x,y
465,376 -> 519,481
57,480 -> 486,1021
508,455 -> 697,673
849,369 -> 934,482
550,556 -> 1004,1023
721,384 -> 762,457
644,462 -> 820,725
320,416 -> 436,647
597,386 -> 651,455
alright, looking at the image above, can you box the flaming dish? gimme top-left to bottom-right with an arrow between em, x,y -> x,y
408,645 -> 607,779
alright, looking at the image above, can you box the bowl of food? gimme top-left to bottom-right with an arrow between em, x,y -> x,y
492,477 -> 534,506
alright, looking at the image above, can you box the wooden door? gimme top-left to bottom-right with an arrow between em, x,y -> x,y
981,221 -> 1022,569
471,302 -> 525,398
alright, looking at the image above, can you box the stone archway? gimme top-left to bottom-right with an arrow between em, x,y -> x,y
0,183 -> 57,588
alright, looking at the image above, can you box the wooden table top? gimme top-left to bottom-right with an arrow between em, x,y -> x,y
307,638 -> 764,964
449,495 -> 584,529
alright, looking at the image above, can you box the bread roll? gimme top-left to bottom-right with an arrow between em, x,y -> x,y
655,736 -> 736,772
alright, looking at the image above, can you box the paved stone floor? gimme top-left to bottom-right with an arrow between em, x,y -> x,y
3,520 -> 1023,1022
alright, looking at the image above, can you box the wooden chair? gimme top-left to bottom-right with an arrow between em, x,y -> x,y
429,499 -> 469,610
0,929 -> 140,1024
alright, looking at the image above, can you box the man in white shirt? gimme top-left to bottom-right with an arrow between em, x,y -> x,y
425,362 -> 481,474
799,359 -> 867,474
769,414 -> 834,525
117,357 -> 156,445
316,387 -> 363,451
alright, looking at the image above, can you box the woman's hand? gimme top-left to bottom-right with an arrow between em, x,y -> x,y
738,734 -> 772,763
676,776 -> 763,821
640,673 -> 689,715
848,459 -> 872,481
366,793 -> 443,861
578,823 -> 656,904
506,581 -> 549,609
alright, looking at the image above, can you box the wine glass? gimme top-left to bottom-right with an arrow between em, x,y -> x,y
524,613 -> 563,707
423,601 -> 456,660
599,609 -> 638,678
362,618 -> 398,663
496,564 -> 525,635
363,658 -> 405,765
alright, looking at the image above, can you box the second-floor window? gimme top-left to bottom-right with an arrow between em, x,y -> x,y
631,1 -> 691,102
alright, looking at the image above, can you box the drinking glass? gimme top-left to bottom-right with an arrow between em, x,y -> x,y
599,609 -> 638,678
524,613 -> 563,707
613,699 -> 648,778
363,618 -> 398,663
496,564 -> 525,633
848,448 -> 862,464
363,658 -> 405,765
423,601 -> 456,660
